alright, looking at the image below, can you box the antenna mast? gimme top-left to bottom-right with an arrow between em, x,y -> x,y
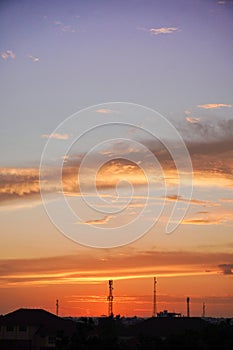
56,299 -> 59,316
202,302 -> 206,317
187,297 -> 190,317
153,277 -> 157,317
108,280 -> 114,317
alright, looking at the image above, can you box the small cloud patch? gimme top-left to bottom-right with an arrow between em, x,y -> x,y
41,133 -> 70,140
149,27 -> 179,35
0,50 -> 16,60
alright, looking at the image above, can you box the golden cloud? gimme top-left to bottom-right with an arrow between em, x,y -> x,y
0,167 -> 39,200
0,250 -> 231,287
82,215 -> 112,225
182,209 -> 233,225
1,124 -> 233,207
185,116 -> 200,124
165,195 -> 220,207
182,218 -> 224,225
1,157 -> 233,208
41,133 -> 70,140
197,103 -> 232,109
96,159 -> 148,190
95,108 -> 114,114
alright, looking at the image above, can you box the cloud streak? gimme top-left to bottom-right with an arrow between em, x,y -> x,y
197,103 -> 232,109
82,215 -> 112,225
165,195 -> 220,207
149,27 -> 179,35
95,108 -> 114,114
41,133 -> 70,140
182,209 -> 233,225
182,218 -> 224,225
0,250 -> 231,286
185,116 -> 200,124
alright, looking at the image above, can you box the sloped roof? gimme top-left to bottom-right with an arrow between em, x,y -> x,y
0,308 -> 77,335
0,308 -> 59,325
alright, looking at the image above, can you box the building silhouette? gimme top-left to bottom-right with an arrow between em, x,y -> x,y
0,308 -> 77,350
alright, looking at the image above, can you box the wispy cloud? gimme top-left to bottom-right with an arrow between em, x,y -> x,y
182,218 -> 224,225
149,27 -> 179,35
197,103 -> 232,109
165,195 -> 220,207
182,209 -> 233,225
83,215 -> 112,225
54,20 -> 75,33
95,108 -> 114,114
185,116 -> 200,124
220,198 -> 233,203
61,25 -> 75,32
41,133 -> 70,140
28,55 -> 39,62
217,1 -> 233,5
0,199 -> 42,212
0,49 -> 16,60
0,250 -> 231,287
66,293 -> 233,306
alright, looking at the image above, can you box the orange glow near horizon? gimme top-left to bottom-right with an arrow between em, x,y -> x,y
0,274 -> 232,318
0,250 -> 232,318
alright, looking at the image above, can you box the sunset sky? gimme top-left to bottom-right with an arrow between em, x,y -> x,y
0,0 -> 233,318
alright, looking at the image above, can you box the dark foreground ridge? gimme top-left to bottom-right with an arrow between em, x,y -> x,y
0,308 -> 232,349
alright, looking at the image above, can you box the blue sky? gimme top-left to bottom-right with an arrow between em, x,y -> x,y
1,0 -> 233,164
